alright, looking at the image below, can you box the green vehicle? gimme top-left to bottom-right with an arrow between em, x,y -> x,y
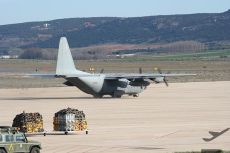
0,127 -> 41,153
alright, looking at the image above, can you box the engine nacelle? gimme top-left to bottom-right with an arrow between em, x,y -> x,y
118,79 -> 129,88
129,80 -> 150,87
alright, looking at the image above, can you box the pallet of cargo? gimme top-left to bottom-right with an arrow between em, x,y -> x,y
53,108 -> 88,132
13,108 -> 88,137
12,111 -> 44,133
25,129 -> 89,137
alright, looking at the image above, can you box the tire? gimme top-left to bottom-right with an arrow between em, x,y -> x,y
112,91 -> 122,98
112,95 -> 122,98
30,147 -> 40,153
0,148 -> 6,153
93,94 -> 103,98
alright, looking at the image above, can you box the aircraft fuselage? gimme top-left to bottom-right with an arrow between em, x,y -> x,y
65,75 -> 146,98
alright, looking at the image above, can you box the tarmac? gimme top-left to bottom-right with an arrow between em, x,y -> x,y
0,81 -> 230,153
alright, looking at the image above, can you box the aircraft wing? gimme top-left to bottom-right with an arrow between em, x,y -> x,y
0,73 -> 56,78
24,73 -> 57,78
24,73 -> 93,78
2,72 -> 195,79
104,73 -> 196,80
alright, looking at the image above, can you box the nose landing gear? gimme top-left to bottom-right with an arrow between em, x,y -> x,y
133,94 -> 139,97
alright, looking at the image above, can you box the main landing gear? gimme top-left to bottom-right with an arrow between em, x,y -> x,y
93,94 -> 103,98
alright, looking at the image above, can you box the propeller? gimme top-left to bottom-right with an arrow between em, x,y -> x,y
164,78 -> 169,87
154,67 -> 169,87
139,67 -> 142,74
100,68 -> 104,74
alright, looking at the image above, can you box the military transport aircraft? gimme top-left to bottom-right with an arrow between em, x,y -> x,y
33,37 -> 195,98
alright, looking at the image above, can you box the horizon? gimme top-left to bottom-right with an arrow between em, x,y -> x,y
1,9 -> 230,26
0,0 -> 230,25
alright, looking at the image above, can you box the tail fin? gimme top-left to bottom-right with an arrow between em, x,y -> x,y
56,37 -> 84,75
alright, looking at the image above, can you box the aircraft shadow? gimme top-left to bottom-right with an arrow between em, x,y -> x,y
203,128 -> 230,142
0,96 -> 127,100
0,97 -> 92,100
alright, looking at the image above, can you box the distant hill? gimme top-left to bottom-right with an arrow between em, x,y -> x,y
0,17 -> 118,48
0,10 -> 230,50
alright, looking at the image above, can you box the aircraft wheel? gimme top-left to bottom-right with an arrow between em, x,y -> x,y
93,94 -> 103,98
112,94 -> 122,98
112,91 -> 123,98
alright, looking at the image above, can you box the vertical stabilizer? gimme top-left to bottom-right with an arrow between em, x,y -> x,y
56,37 -> 84,75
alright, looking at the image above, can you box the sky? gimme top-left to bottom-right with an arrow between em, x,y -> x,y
0,0 -> 230,25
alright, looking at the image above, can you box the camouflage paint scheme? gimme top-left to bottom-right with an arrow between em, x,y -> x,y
0,132 -> 41,153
